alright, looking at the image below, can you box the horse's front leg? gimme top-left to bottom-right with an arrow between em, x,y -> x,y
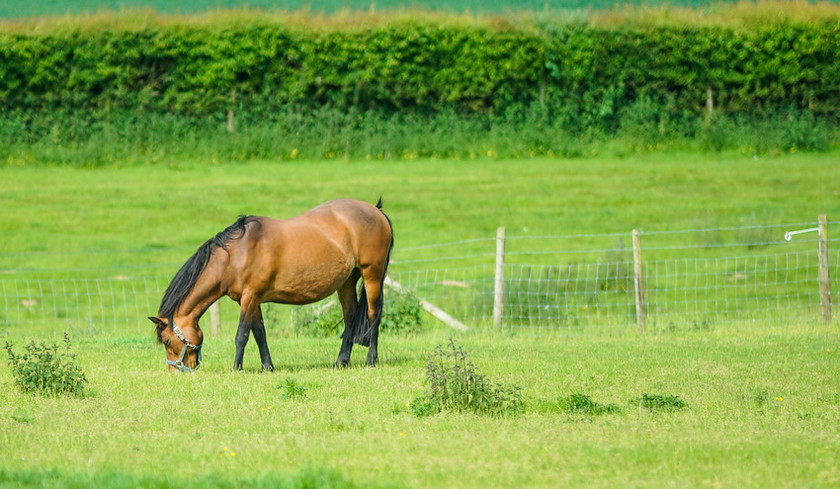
250,305 -> 275,371
233,309 -> 251,371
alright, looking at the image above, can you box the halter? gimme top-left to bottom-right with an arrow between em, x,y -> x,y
167,319 -> 202,373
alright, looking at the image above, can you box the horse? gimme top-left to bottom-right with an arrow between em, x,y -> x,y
148,198 -> 393,372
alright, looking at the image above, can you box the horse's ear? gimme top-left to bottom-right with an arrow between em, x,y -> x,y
148,317 -> 168,343
148,317 -> 166,328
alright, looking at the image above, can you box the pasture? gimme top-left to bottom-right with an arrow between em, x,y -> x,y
1,154 -> 839,487
0,326 -> 838,488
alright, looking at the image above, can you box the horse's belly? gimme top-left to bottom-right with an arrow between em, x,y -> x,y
267,257 -> 354,305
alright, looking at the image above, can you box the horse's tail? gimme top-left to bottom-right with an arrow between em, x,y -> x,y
348,198 -> 393,347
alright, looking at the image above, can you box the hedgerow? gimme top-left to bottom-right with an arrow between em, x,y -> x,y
1,10 -> 839,122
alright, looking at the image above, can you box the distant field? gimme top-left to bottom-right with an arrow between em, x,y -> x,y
0,0 -> 764,18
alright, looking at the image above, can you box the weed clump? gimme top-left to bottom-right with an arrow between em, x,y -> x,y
279,378 -> 308,400
409,339 -> 523,417
631,393 -> 687,412
539,393 -> 622,417
4,332 -> 88,397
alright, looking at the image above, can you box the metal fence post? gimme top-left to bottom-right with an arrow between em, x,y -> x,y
818,214 -> 831,323
494,227 -> 505,329
633,229 -> 645,332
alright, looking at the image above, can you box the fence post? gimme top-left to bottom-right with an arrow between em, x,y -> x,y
209,301 -> 221,336
494,227 -> 505,329
227,90 -> 236,133
632,229 -> 645,332
818,214 -> 831,323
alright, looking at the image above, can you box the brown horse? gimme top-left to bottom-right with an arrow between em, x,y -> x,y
148,198 -> 393,372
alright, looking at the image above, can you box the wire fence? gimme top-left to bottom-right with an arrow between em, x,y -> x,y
388,219 -> 839,332
0,220 -> 837,337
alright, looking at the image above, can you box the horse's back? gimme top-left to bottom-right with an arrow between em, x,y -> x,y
302,199 -> 392,251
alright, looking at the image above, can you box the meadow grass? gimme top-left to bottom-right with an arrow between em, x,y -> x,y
1,324 -> 838,488
2,153 -> 839,276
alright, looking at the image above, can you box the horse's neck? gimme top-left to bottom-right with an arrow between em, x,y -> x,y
176,270 -> 224,322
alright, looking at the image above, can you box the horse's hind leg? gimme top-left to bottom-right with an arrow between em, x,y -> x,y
335,269 -> 360,368
360,267 -> 385,367
250,305 -> 275,371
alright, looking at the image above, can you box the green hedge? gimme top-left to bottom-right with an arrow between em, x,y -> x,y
2,16 -> 839,122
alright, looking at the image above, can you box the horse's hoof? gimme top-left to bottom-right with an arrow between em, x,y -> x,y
334,360 -> 350,369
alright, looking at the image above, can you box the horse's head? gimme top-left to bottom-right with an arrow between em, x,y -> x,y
148,317 -> 204,372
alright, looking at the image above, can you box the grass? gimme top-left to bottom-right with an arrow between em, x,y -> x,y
1,147 -> 839,485
1,325 -> 838,488
2,153 -> 839,274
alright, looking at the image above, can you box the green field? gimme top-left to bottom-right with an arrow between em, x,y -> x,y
2,154 -> 839,274
1,153 -> 839,487
1,327 -> 839,488
2,0 -> 839,484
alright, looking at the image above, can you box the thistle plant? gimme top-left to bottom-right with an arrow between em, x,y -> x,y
4,332 -> 89,397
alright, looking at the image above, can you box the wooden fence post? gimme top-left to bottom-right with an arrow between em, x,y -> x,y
818,214 -> 831,323
209,301 -> 221,336
227,90 -> 236,133
632,229 -> 645,332
494,227 -> 505,329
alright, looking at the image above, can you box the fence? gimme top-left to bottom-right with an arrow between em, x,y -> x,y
388,217 -> 838,333
0,218 -> 837,337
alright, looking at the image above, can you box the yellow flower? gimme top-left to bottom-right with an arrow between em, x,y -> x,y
775,397 -> 784,402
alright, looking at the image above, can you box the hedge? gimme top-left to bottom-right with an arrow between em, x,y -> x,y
1,14 -> 839,122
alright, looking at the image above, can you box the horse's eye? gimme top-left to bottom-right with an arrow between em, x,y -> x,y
163,339 -> 170,347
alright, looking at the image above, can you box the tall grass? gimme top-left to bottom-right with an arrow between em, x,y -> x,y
1,106 -> 835,167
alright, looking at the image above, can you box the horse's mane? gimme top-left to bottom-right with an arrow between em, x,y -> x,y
157,215 -> 258,319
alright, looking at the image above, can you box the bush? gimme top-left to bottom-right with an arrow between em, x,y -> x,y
409,339 -> 524,417
292,285 -> 423,338
4,333 -> 89,397
2,12 -> 839,121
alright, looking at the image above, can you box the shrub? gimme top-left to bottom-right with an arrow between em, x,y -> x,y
4,333 -> 88,397
410,339 -> 524,417
292,285 -> 423,337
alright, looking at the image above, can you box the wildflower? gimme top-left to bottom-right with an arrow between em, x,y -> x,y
775,397 -> 784,402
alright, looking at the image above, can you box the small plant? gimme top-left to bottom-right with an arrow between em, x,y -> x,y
279,377 -> 308,400
4,332 -> 88,397
409,339 -> 523,417
548,393 -> 621,417
630,393 -> 687,412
